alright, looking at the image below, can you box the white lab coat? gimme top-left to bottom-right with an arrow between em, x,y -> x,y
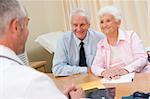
0,45 -> 67,99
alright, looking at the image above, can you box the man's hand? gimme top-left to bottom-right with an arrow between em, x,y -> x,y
69,86 -> 85,99
63,84 -> 85,99
87,67 -> 91,73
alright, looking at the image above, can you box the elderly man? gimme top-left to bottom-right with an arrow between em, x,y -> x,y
0,0 -> 84,98
52,8 -> 104,76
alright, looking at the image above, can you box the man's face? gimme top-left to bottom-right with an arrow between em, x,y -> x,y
71,15 -> 90,40
16,17 -> 29,54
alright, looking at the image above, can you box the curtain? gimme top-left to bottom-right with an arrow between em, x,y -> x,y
62,0 -> 149,47
148,0 -> 150,46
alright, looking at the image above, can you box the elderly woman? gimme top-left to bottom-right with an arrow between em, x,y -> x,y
91,6 -> 147,79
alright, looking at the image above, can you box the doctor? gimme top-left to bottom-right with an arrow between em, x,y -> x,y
0,0 -> 84,98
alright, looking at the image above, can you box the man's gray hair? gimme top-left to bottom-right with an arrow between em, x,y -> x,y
0,0 -> 26,35
98,5 -> 122,21
70,8 -> 91,24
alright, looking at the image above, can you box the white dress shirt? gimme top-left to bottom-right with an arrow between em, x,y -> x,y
0,45 -> 67,99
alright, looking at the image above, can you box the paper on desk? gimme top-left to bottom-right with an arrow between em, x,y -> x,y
101,73 -> 135,84
79,80 -> 105,90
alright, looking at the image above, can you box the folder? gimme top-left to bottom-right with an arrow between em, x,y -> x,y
79,80 -> 105,90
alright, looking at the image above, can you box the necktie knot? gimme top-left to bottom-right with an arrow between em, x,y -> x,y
80,42 -> 84,46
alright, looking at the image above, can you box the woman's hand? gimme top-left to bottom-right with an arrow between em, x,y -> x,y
101,68 -> 129,79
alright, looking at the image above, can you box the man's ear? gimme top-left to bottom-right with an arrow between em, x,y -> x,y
9,18 -> 19,33
87,23 -> 90,28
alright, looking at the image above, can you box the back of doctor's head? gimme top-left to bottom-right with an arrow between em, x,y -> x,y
0,0 -> 26,37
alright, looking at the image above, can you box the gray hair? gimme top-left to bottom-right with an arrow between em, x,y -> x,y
70,8 -> 91,24
98,5 -> 122,21
0,0 -> 26,35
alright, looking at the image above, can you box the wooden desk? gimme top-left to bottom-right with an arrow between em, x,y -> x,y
47,73 -> 150,99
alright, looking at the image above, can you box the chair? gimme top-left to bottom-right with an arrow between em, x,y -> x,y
18,51 -> 47,72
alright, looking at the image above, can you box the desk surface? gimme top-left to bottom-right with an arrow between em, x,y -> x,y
47,73 -> 150,98
30,61 -> 47,68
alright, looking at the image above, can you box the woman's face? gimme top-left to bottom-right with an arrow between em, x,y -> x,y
99,13 -> 120,36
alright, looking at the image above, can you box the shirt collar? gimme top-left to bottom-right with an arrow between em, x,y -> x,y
0,45 -> 24,65
73,30 -> 89,47
116,29 -> 126,44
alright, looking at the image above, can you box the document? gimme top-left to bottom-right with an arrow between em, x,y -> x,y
101,73 -> 135,84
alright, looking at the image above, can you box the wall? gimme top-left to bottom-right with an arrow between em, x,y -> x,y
62,0 -> 150,47
21,0 -> 65,72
